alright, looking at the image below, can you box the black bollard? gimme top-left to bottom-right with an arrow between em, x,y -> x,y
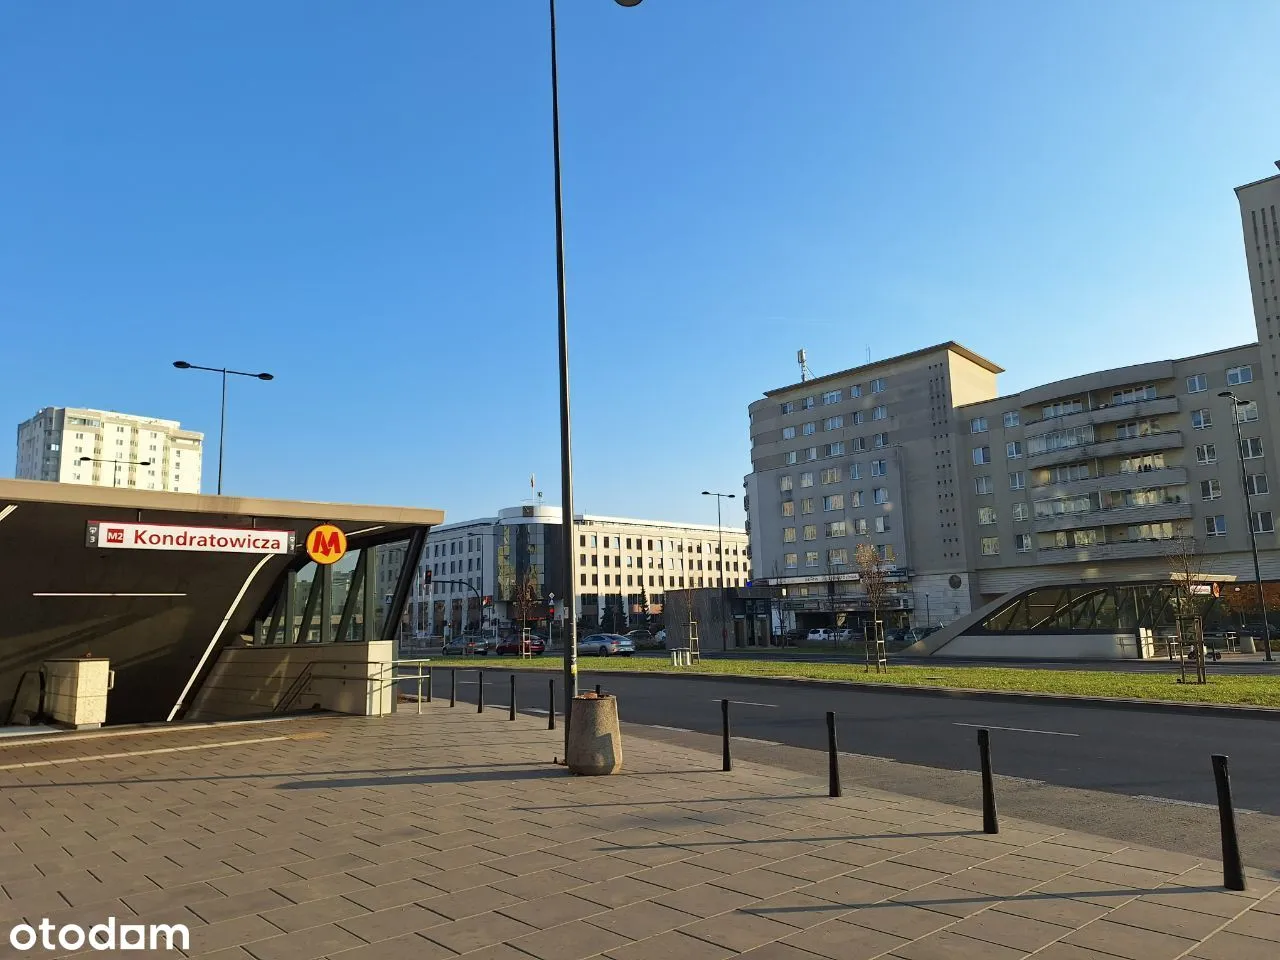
826,711 -> 842,798
548,678 -> 556,730
1212,755 -> 1246,890
426,667 -> 432,704
450,668 -> 456,708
721,699 -> 732,772
595,684 -> 601,697
978,729 -> 999,835
477,670 -> 484,713
509,674 -> 517,721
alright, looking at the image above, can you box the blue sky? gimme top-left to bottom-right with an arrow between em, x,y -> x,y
2,1 -> 1276,527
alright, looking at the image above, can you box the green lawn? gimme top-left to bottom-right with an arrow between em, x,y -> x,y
422,655 -> 1280,708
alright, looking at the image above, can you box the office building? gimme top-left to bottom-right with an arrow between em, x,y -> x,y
401,504 -> 749,639
16,407 -> 204,493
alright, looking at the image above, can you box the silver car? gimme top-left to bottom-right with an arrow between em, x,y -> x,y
576,633 -> 636,657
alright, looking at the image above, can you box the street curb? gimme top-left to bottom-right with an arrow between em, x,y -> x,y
443,663 -> 1280,721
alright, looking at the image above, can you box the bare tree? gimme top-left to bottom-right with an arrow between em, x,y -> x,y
1164,535 -> 1213,681
854,541 -> 890,627
512,569 -> 540,639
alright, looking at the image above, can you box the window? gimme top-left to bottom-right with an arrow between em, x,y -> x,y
1119,455 -> 1163,474
1012,502 -> 1029,521
803,421 -> 816,436
1191,409 -> 1212,430
980,537 -> 1000,556
870,432 -> 886,448
782,426 -> 796,440
1201,479 -> 1222,501
1027,425 -> 1094,455
1205,515 -> 1227,537
970,417 -> 989,433
978,506 -> 997,525
1253,511 -> 1275,534
851,436 -> 867,452
1248,473 -> 1269,496
1241,437 -> 1265,459
780,401 -> 795,415
783,527 -> 797,543
874,516 -> 888,534
824,416 -> 844,430
851,384 -> 863,398
805,551 -> 820,567
822,390 -> 842,405
825,441 -> 845,457
1235,401 -> 1260,424
1006,441 -> 1023,459
779,475 -> 793,493
820,467 -> 841,484
1016,533 -> 1032,552
852,411 -> 865,425
1112,385 -> 1157,405
873,487 -> 889,504
823,494 -> 845,511
871,459 -> 887,476
785,451 -> 799,465
973,446 -> 991,465
876,544 -> 894,562
800,472 -> 814,487
1196,443 -> 1217,464
974,476 -> 993,495
1042,399 -> 1083,418
1003,411 -> 1020,428
870,405 -> 886,421
1009,470 -> 1025,490
871,378 -> 886,393
850,490 -> 864,508
801,498 -> 815,514
828,548 -> 848,565
853,518 -> 868,534
1186,374 -> 1208,394
802,396 -> 816,409
784,553 -> 798,569
805,447 -> 818,461
826,521 -> 847,538
849,463 -> 862,480
1227,365 -> 1253,386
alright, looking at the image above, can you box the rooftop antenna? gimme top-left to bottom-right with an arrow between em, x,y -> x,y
797,348 -> 813,382
866,345 -> 871,363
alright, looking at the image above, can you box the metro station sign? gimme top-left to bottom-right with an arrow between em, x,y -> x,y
86,520 -> 296,555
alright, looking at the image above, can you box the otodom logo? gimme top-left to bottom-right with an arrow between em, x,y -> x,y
306,524 -> 347,565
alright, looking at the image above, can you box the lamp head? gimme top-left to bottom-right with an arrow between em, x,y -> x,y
615,0 -> 644,5
257,373 -> 274,381
78,456 -> 91,463
173,361 -> 192,369
728,494 -> 736,499
701,490 -> 711,495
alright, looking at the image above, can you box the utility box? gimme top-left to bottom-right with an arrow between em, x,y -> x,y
43,658 -> 113,729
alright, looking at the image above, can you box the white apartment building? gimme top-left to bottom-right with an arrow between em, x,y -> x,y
401,504 -> 749,637
15,407 -> 204,493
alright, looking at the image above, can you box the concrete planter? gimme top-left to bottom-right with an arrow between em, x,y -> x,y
566,694 -> 623,775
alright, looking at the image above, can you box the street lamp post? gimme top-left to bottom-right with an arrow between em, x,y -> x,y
172,361 -> 274,495
702,491 -> 735,648
78,455 -> 152,489
550,0 -> 644,742
1219,391 -> 1274,661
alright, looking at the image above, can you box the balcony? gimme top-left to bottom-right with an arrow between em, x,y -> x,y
1022,395 -> 1179,431
1030,466 -> 1187,499
1030,430 -> 1184,467
1032,500 -> 1192,533
1034,538 -> 1182,564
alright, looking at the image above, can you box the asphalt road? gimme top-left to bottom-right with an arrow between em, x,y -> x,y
404,667 -> 1280,872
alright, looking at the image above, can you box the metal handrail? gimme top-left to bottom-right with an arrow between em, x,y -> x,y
273,661 -> 316,714
5,668 -> 47,726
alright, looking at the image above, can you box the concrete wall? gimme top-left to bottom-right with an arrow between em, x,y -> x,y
932,632 -> 1143,659
187,640 -> 394,721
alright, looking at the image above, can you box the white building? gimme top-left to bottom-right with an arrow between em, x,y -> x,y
15,407 -> 204,494
399,503 -> 750,638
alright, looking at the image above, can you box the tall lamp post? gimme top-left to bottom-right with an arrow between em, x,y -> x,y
78,455 -> 152,489
172,361 -> 274,495
551,0 -> 644,739
702,491 -> 735,647
1219,390 -> 1274,661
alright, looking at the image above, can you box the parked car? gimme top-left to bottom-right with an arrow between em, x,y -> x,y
443,635 -> 488,656
494,636 -> 546,655
577,634 -> 636,657
626,629 -> 664,650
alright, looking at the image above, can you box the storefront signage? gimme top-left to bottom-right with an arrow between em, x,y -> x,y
87,520 -> 295,555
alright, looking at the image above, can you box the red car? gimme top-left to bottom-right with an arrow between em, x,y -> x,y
494,636 -> 546,656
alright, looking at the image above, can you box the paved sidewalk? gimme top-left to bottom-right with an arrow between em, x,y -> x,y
0,706 -> 1276,960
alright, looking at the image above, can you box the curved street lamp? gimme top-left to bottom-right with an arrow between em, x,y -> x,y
78,455 -> 152,489
1219,390 -> 1273,661
702,491 -> 736,646
172,361 -> 274,495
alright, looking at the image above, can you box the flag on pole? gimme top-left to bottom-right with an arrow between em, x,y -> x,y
530,473 -> 535,493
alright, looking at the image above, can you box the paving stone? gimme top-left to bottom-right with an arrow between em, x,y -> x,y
782,917 -> 908,960
190,888 -> 294,924
496,892 -> 605,929
188,914 -> 287,955
337,902 -> 449,942
1187,930 -> 1280,960
507,918 -> 632,960
948,910 -> 1074,952
423,910 -> 539,954
341,877 -> 441,912
651,882 -> 757,918
1107,898 -> 1233,940
708,867 -> 805,899
585,899 -> 698,939
603,929 -> 737,960
241,923 -> 365,960
741,891 -> 849,929
269,872 -> 371,905
889,929 -> 1029,960
573,875 -> 671,908
990,894 -> 1111,929
259,894 -> 369,933
1062,918 -> 1199,960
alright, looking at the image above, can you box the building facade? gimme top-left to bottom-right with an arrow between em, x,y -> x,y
16,407 -> 204,494
744,166 -> 1280,630
401,504 -> 749,639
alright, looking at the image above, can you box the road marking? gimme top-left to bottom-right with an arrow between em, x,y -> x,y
736,737 -> 777,745
525,708 -> 550,715
1136,794 -> 1260,814
713,699 -> 778,708
953,722 -> 1078,738
958,770 -> 1045,785
649,725 -> 694,734
0,734 -> 299,772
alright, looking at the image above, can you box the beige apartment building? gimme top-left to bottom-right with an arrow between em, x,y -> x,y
744,164 -> 1280,629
